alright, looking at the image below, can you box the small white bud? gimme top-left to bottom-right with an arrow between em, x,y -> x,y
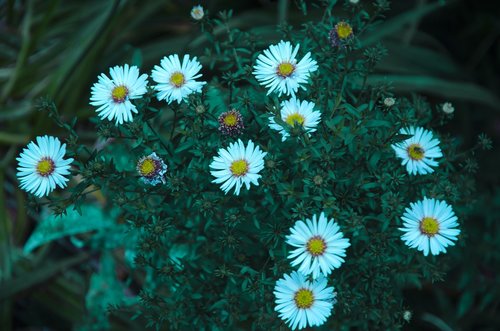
442,102 -> 454,114
191,5 -> 204,21
384,97 -> 395,107
403,310 -> 412,322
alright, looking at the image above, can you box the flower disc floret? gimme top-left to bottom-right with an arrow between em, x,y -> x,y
36,158 -> 55,177
335,22 -> 353,39
420,217 -> 440,236
294,289 -> 314,309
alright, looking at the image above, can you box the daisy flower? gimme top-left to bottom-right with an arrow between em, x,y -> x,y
151,54 -> 206,104
269,97 -> 321,141
218,109 -> 244,136
190,5 -> 204,20
391,126 -> 443,175
287,212 -> 350,279
274,271 -> 335,330
209,139 -> 267,195
136,152 -> 168,186
16,135 -> 73,198
253,40 -> 318,97
399,197 -> 460,256
90,64 -> 148,125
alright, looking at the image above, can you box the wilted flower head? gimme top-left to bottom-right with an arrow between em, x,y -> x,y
218,109 -> 244,136
137,152 -> 167,186
442,102 -> 454,114
329,22 -> 354,47
191,5 -> 204,20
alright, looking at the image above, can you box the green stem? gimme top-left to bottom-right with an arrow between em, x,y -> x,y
277,0 -> 289,25
146,120 -> 172,157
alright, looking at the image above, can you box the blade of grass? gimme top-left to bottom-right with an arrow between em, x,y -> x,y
0,0 -> 34,103
0,253 -> 90,301
367,74 -> 500,109
360,1 -> 450,47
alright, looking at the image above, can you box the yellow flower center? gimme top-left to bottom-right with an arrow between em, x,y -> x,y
111,85 -> 128,103
336,22 -> 353,39
285,113 -> 305,127
294,288 -> 314,309
277,62 -> 295,77
407,143 -> 425,160
230,159 -> 249,177
138,158 -> 157,177
36,158 -> 55,177
170,72 -> 185,87
420,217 -> 439,236
306,236 -> 326,256
223,113 -> 238,127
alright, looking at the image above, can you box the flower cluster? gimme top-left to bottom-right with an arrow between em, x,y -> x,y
274,212 -> 350,329
16,20 -> 466,330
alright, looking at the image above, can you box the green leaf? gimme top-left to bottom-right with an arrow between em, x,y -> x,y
23,204 -> 119,253
360,2 -> 447,46
206,85 -> 227,114
0,253 -> 89,301
367,75 -> 500,109
456,291 -> 474,317
85,251 -> 137,328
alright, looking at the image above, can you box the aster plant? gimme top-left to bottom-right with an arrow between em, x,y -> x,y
21,1 -> 489,330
